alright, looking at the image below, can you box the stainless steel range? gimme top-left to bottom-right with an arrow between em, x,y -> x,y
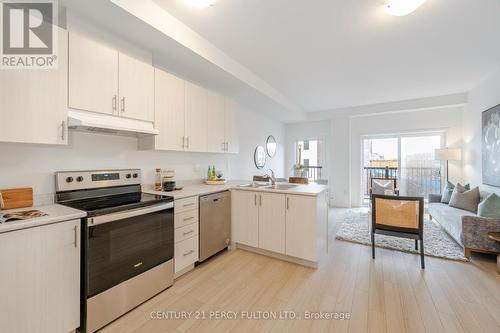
55,169 -> 174,333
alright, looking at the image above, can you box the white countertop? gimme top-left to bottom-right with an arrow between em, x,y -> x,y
144,181 -> 328,199
0,204 -> 86,234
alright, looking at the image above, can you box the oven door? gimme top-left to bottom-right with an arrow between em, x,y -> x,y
87,202 -> 174,297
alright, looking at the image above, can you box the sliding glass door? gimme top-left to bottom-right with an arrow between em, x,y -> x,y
362,133 -> 443,203
400,134 -> 443,197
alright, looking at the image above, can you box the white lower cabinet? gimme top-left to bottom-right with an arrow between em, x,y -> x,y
231,190 -> 259,248
0,220 -> 80,333
258,192 -> 286,254
285,194 -> 318,261
174,196 -> 199,275
231,190 -> 326,264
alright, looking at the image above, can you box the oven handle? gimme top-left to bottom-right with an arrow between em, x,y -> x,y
87,202 -> 173,227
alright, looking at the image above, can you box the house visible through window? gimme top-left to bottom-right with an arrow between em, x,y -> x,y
294,139 -> 323,181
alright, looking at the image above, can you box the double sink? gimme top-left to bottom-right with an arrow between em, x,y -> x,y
237,183 -> 298,191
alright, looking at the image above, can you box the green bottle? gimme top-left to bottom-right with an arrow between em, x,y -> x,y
207,166 -> 212,180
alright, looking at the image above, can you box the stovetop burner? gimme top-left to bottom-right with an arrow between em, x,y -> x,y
61,192 -> 172,217
54,169 -> 173,217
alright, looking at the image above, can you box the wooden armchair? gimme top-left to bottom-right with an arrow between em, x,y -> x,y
371,194 -> 425,268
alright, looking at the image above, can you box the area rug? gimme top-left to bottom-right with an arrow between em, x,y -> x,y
335,208 -> 467,262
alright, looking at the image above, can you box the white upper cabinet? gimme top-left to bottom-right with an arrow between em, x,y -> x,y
224,98 -> 240,154
152,69 -> 186,151
0,27 -> 68,145
68,32 -> 118,116
207,90 -> 226,153
185,81 -> 208,152
118,53 -> 154,122
68,33 -> 154,122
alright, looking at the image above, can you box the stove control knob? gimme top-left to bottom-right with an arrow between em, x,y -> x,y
133,173 -> 138,178
76,176 -> 84,182
66,176 -> 74,183
126,174 -> 132,179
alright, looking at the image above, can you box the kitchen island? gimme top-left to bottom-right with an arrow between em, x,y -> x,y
231,183 -> 328,268
145,181 -> 329,268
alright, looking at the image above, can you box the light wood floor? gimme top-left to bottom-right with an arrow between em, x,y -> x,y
101,208 -> 500,333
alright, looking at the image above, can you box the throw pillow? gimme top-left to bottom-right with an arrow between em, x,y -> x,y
441,182 -> 470,204
478,193 -> 500,219
372,180 -> 394,195
449,186 -> 480,212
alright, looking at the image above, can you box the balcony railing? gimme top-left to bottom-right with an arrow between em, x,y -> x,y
302,166 -> 323,181
364,166 -> 441,198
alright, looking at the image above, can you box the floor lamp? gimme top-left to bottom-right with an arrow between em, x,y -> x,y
434,148 -> 462,183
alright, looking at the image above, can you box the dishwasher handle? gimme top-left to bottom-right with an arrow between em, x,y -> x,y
200,191 -> 230,202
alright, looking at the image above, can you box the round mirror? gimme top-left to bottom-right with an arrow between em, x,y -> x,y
254,145 -> 266,169
266,135 -> 277,157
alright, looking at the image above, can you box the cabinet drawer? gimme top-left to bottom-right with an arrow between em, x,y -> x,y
175,236 -> 198,273
175,196 -> 198,213
175,209 -> 199,229
175,222 -> 199,243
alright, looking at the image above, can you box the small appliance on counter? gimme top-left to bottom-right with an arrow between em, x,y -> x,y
55,169 -> 174,333
155,168 -> 178,192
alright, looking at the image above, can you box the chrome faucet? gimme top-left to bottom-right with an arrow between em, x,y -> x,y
268,169 -> 276,186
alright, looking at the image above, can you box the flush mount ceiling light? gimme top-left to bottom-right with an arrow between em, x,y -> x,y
184,0 -> 216,9
384,0 -> 426,16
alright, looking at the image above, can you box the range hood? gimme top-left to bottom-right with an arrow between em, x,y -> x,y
67,109 -> 159,137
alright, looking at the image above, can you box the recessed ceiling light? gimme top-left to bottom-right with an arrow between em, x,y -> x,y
384,0 -> 426,16
184,0 -> 216,9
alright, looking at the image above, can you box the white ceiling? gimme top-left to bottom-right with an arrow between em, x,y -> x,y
153,0 -> 500,112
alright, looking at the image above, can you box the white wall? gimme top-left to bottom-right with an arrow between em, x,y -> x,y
327,107 -> 463,207
0,107 -> 284,204
462,68 -> 500,195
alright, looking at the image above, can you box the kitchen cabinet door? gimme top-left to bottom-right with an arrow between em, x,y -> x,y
285,195 -> 318,261
185,81 -> 208,152
231,190 -> 259,248
68,32 -> 118,116
154,69 -> 185,150
258,192 -> 286,254
0,220 -> 80,333
0,27 -> 68,145
224,98 -> 240,154
118,53 -> 154,122
207,90 -> 226,153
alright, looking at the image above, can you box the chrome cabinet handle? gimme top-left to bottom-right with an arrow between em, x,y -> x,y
73,225 -> 78,248
120,97 -> 125,113
183,250 -> 194,256
61,120 -> 66,141
183,216 -> 194,221
186,136 -> 190,149
183,203 -> 195,207
254,194 -> 257,206
286,197 -> 290,210
221,142 -> 225,151
259,194 -> 262,206
182,136 -> 185,148
112,95 -> 117,113
225,142 -> 229,151
183,230 -> 194,236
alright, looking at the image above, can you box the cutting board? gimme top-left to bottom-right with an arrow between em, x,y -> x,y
0,188 -> 33,210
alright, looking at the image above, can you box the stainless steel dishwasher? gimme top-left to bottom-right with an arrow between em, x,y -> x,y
199,191 -> 231,261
